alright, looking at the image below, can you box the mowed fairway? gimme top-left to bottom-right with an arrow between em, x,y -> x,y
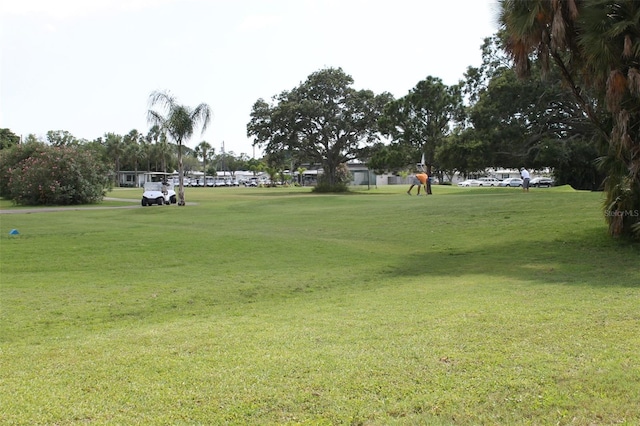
1,185 -> 639,425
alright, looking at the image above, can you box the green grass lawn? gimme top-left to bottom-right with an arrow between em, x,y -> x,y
1,185 -> 639,425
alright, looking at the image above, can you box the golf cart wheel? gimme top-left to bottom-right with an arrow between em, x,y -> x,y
141,198 -> 147,206
170,195 -> 177,204
156,197 -> 164,205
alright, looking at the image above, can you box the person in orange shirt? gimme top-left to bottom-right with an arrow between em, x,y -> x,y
407,172 -> 428,196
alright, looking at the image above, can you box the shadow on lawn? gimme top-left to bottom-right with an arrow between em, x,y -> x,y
387,226 -> 640,287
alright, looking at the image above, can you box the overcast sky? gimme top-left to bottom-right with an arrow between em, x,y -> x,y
1,0 -> 500,156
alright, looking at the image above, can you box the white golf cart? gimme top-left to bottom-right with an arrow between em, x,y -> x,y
141,174 -> 177,206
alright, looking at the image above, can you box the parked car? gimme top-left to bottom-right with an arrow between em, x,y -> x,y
472,177 -> 501,187
457,179 -> 478,187
530,177 -> 554,187
499,178 -> 523,187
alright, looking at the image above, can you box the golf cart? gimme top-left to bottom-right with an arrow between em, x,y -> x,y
141,181 -> 177,206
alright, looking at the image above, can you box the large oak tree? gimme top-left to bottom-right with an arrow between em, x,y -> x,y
247,67 -> 392,190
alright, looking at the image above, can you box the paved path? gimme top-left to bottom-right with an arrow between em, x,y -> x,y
0,198 -> 195,214
0,198 -> 140,214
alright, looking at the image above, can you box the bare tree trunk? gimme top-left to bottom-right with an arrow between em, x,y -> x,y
178,144 -> 185,206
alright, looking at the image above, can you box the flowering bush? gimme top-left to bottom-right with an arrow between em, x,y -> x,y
0,141 -> 48,198
0,142 -> 110,205
313,163 -> 352,193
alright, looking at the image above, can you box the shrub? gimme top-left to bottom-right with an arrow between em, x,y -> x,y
1,142 -> 110,205
0,141 -> 49,198
312,163 -> 352,193
313,181 -> 350,193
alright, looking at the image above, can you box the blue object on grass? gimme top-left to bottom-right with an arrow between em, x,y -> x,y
9,229 -> 20,235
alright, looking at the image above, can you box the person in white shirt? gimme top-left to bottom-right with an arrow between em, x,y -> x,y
520,168 -> 530,192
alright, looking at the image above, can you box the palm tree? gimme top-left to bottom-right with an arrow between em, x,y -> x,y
124,129 -> 143,187
297,167 -> 307,186
499,0 -> 640,239
159,132 -> 173,173
104,132 -> 125,186
147,91 -> 212,205
195,141 -> 214,186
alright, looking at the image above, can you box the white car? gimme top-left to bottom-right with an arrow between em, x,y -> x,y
499,178 -> 524,187
141,182 -> 177,206
457,179 -> 478,187
471,177 -> 501,187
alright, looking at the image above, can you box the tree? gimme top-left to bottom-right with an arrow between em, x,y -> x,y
247,158 -> 265,177
46,130 -> 78,147
377,76 -> 464,194
0,128 -> 20,150
147,91 -> 211,206
104,133 -> 125,186
247,67 -> 392,191
157,130 -> 174,173
457,34 -> 605,188
500,0 -> 640,239
23,134 -> 42,144
195,141 -> 213,183
436,131 -> 489,178
139,132 -> 153,172
366,142 -> 414,174
123,130 -> 143,187
223,151 -> 248,177
297,167 -> 307,186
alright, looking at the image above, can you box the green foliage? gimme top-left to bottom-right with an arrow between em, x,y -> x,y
500,0 -> 640,239
247,158 -> 265,176
46,130 -> 79,146
458,35 -> 607,191
366,142 -> 414,174
148,91 -> 212,205
0,128 -> 20,150
312,163 -> 351,192
380,76 -> 463,164
247,67 -> 392,190
371,77 -> 463,183
0,141 -> 45,197
549,137 -> 605,190
436,131 -> 489,176
0,142 -> 110,205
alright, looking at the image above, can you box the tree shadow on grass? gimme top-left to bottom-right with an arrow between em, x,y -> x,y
386,226 -> 640,288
